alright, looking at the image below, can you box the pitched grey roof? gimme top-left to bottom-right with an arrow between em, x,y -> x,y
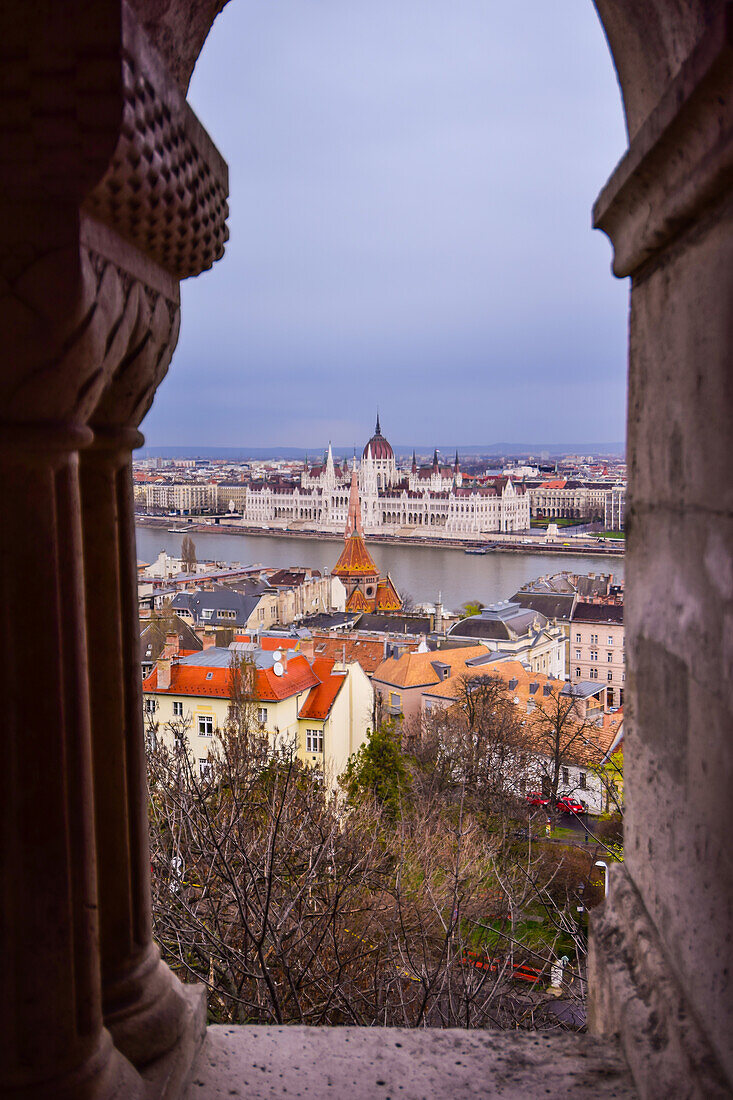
170,585 -> 262,627
357,614 -> 431,636
139,615 -> 202,665
512,591 -> 577,621
448,601 -> 548,641
561,681 -> 606,699
572,601 -> 624,624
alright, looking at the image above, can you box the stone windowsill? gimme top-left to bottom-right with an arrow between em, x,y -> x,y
185,1024 -> 635,1099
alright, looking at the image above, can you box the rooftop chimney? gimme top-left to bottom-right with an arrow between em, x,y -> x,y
202,632 -> 216,650
163,631 -> 180,658
156,657 -> 171,690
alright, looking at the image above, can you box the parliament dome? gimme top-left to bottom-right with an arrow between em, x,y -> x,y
363,414 -> 394,461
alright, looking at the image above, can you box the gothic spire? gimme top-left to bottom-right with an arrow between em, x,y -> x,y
375,410 -> 381,436
344,466 -> 364,538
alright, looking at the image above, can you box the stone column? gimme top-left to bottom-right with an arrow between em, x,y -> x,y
77,266 -> 194,1069
0,428 -> 141,1099
588,10 -> 733,1097
80,426 -> 196,1070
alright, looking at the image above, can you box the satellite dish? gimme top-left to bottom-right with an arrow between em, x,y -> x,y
273,661 -> 284,677
272,650 -> 282,662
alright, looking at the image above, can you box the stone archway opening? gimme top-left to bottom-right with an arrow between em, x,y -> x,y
2,2 -> 732,1097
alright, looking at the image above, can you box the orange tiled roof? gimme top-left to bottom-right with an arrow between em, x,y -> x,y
333,534 -> 378,577
375,576 -> 402,612
374,645 -> 491,689
421,660 -> 621,765
539,479 -> 567,489
345,586 -> 373,612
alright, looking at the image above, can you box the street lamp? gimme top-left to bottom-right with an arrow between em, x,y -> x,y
594,859 -> 610,898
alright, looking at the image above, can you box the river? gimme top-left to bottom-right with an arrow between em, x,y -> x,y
136,526 -> 624,612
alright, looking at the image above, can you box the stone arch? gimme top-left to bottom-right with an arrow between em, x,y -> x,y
3,2 -> 733,1096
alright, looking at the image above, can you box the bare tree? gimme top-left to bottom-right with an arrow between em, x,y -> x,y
527,688 -> 608,810
181,535 -> 197,573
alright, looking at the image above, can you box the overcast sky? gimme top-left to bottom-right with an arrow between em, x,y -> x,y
142,0 -> 629,450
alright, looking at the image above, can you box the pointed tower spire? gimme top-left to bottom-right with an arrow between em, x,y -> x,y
454,449 -> 460,471
344,466 -> 364,538
412,448 -> 417,473
433,448 -> 439,470
375,410 -> 381,436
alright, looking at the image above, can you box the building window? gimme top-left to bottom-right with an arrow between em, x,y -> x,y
590,634 -> 598,644
306,728 -> 323,753
257,707 -> 268,725
575,633 -> 581,643
390,692 -> 401,710
198,715 -> 214,737
579,772 -> 587,790
607,651 -> 613,662
590,650 -> 598,661
173,700 -> 183,716
607,635 -> 614,646
199,758 -> 212,779
144,697 -> 157,713
575,649 -> 581,659
575,667 -> 581,678
562,766 -> 569,785
590,668 -> 598,679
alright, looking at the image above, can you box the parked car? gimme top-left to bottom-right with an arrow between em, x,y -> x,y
556,795 -> 586,815
525,792 -> 550,807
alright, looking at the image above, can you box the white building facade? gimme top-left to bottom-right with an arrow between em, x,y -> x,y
217,419 -> 530,535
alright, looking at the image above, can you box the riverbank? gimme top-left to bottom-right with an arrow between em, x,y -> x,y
136,525 -> 624,610
135,515 -> 624,557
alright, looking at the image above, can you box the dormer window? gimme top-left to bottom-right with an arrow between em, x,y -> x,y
508,678 -> 518,690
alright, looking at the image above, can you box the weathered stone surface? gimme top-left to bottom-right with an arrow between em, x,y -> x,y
186,1026 -> 636,1099
589,868 -> 731,1099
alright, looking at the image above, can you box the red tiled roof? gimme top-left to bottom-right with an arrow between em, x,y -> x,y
299,670 -> 346,720
142,653 -> 320,702
235,634 -> 300,650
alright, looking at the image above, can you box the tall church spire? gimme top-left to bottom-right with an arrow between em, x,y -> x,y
412,448 -> 417,473
375,410 -> 381,436
344,466 -> 364,538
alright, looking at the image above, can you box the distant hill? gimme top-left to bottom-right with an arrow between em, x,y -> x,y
138,442 -> 625,460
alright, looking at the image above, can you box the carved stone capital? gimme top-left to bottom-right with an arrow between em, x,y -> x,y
83,3 -> 229,282
594,7 -> 733,278
0,1 -> 227,431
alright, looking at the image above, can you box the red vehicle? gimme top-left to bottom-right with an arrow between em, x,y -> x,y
525,792 -> 550,807
556,795 -> 586,815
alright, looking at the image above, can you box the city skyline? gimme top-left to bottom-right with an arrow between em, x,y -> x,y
141,0 -> 629,448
